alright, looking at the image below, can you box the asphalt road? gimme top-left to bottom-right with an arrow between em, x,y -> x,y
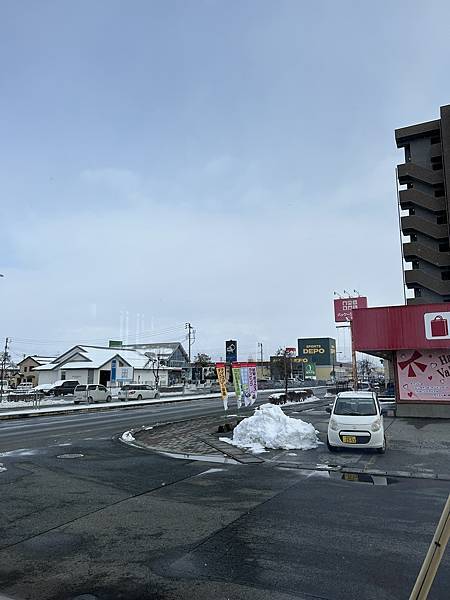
0,392 -> 449,600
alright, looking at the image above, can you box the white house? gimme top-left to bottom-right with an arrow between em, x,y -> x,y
33,344 -> 188,388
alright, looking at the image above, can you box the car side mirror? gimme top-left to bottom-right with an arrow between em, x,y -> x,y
325,406 -> 332,414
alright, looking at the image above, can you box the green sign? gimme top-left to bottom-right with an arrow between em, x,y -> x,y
109,340 -> 123,348
305,363 -> 316,378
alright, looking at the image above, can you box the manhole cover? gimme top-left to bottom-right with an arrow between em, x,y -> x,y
57,453 -> 84,459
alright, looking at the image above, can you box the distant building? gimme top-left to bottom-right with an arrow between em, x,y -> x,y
16,355 -> 56,386
395,104 -> 450,303
34,344 -> 189,388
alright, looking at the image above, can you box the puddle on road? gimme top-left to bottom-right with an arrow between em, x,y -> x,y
329,471 -> 398,486
56,453 -> 85,459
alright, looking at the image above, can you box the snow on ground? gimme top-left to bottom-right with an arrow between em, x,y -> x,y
0,463 -> 6,473
121,431 -> 135,442
267,393 -> 322,406
0,396 -> 73,409
220,403 -> 321,453
282,395 -> 322,406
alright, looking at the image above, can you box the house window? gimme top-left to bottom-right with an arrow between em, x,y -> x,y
24,366 -> 28,372
61,371 -> 66,380
87,370 -> 94,384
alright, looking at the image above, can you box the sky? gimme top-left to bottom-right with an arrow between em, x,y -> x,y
2,0 -> 450,363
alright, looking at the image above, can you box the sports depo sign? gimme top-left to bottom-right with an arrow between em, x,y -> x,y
297,338 -> 336,366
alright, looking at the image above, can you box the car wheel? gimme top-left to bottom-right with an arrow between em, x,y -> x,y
137,394 -> 143,401
376,436 -> 386,454
106,395 -> 112,402
327,436 -> 338,452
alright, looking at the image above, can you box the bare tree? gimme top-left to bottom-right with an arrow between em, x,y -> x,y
145,349 -> 165,391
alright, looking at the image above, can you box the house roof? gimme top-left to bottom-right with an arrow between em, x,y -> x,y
18,355 -> 56,367
33,345 -> 172,372
123,342 -> 189,362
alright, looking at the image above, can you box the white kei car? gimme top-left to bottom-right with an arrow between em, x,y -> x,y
74,384 -> 112,404
326,391 -> 386,453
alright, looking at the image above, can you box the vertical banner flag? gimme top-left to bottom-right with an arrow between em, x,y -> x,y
240,363 -> 251,407
215,363 -> 228,411
232,362 -> 242,409
248,363 -> 258,405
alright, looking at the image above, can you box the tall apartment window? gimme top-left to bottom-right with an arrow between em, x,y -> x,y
441,271 -> 450,281
435,188 -> 445,197
439,242 -> 450,252
430,135 -> 441,144
416,288 -> 422,297
437,212 -> 448,225
412,260 -> 419,269
410,234 -> 418,242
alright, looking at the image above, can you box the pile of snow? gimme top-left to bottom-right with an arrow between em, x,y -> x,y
0,463 -> 6,473
221,403 -> 321,453
121,431 -> 135,442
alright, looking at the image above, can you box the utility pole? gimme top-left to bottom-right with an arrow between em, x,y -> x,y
185,322 -> 194,362
258,342 -> 264,364
0,337 -> 9,399
350,320 -> 358,390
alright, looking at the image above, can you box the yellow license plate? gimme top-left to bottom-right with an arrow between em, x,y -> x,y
343,473 -> 359,481
342,435 -> 357,444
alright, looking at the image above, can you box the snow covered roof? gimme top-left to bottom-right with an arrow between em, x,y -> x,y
32,345 -> 171,372
18,355 -> 56,367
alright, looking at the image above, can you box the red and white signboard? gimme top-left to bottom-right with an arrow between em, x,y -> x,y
334,296 -> 368,322
424,312 -> 450,340
396,349 -> 450,403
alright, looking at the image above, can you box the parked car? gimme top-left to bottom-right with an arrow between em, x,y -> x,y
51,380 -> 79,397
117,384 -> 159,401
34,383 -> 55,395
74,384 -> 112,404
326,391 -> 386,453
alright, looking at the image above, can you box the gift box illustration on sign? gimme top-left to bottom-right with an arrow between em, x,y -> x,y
430,315 -> 448,337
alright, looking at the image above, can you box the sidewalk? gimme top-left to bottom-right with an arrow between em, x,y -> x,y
128,401 -> 450,481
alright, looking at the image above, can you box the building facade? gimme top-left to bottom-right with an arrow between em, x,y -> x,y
16,356 -> 56,386
395,104 -> 450,304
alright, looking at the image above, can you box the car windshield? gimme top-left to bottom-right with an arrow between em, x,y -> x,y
76,385 -> 86,391
334,397 -> 377,416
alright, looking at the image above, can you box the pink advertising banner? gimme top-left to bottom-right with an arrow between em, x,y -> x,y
396,349 -> 450,403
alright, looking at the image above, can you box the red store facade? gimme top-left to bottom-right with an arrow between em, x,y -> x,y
352,303 -> 450,418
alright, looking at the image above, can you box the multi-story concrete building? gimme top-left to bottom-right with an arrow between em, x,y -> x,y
395,104 -> 450,304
